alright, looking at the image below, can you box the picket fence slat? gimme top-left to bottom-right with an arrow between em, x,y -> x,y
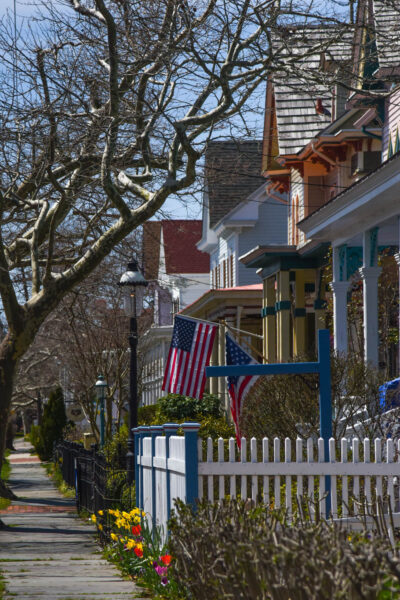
263,438 -> 269,507
341,438 -> 348,518
229,438 -> 236,498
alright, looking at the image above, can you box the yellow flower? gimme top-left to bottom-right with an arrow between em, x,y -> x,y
126,539 -> 135,550
91,514 -> 97,523
98,510 -> 104,516
110,533 -> 118,542
135,542 -> 143,552
98,523 -> 103,531
122,511 -> 131,520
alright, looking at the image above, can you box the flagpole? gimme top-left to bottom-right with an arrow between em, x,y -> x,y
178,314 -> 263,341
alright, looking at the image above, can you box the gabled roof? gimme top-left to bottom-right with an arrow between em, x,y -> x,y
268,26 -> 353,157
142,220 -> 209,279
205,140 -> 265,228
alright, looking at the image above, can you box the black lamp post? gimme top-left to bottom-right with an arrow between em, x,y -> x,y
118,260 -> 148,484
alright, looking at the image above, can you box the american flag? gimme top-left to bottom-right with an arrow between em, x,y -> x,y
162,315 -> 217,399
226,333 -> 259,447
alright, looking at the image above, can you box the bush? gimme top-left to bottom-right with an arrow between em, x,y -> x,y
168,500 -> 400,600
158,393 -> 222,420
137,404 -> 159,425
33,387 -> 67,460
240,352 -> 384,442
138,394 -> 235,440
28,424 -> 41,452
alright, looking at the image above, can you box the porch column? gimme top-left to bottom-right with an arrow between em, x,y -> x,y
330,245 -> 349,354
395,251 -> 400,372
293,270 -> 306,357
276,270 -> 291,362
263,276 -> 276,363
395,216 -> 400,372
359,227 -> 381,368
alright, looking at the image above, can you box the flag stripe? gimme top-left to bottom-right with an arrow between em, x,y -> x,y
190,323 -> 207,398
198,326 -> 217,399
177,350 -> 190,395
162,346 -> 174,391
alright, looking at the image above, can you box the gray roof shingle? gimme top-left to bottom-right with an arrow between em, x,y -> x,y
271,26 -> 353,156
205,140 -> 265,228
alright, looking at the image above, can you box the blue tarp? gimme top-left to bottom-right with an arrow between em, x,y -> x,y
379,377 -> 400,410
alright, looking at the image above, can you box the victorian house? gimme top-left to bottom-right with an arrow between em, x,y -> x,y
241,0 -> 400,372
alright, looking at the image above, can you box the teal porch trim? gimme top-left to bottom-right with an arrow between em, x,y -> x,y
261,306 -> 276,317
275,300 -> 291,312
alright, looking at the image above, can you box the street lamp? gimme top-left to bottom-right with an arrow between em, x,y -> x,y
118,260 -> 148,484
95,374 -> 107,448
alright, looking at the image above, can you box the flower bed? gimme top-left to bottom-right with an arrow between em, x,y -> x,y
93,508 -> 184,598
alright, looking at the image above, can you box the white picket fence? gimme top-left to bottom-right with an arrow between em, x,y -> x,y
198,436 -> 400,522
136,428 -> 400,536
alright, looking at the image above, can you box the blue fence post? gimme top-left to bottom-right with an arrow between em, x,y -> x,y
149,425 -> 163,533
133,428 -> 140,507
163,423 -> 180,523
318,329 -> 332,516
182,422 -> 201,508
138,426 -> 149,510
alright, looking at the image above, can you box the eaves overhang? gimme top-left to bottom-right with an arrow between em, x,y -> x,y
298,152 -> 400,243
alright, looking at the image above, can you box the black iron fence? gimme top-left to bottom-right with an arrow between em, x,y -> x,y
54,440 -> 134,532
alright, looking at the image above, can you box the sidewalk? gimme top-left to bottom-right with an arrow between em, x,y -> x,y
0,439 -> 147,600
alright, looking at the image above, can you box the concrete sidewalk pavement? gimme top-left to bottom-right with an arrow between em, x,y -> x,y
0,439 -> 147,600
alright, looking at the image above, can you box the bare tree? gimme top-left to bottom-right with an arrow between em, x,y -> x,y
0,0 -> 350,495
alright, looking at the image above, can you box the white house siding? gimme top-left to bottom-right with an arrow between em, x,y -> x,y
383,87 -> 400,160
290,169 -> 304,246
238,196 -> 287,285
141,328 -> 173,406
210,233 -> 237,288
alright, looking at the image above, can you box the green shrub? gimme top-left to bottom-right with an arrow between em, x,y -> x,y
137,394 -> 235,440
137,404 -> 160,425
34,387 -> 67,460
27,424 -> 41,452
168,500 -> 400,600
158,393 -> 222,420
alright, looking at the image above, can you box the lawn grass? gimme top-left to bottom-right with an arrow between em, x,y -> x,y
43,463 -> 75,499
0,451 -> 12,511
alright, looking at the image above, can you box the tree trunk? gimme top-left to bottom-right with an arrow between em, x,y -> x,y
0,333 -> 19,499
